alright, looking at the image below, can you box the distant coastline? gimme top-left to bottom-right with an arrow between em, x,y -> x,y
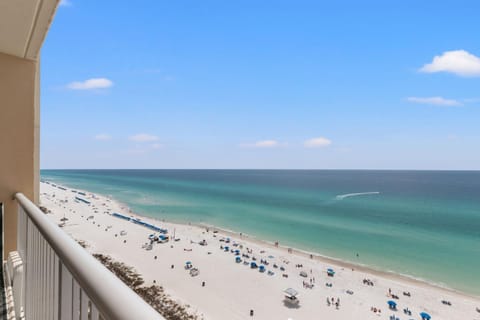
40,169 -> 480,297
41,179 -> 479,300
40,180 -> 480,319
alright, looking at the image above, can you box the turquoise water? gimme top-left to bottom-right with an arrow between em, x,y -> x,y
41,169 -> 480,296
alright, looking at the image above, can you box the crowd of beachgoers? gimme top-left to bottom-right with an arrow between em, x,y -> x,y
40,181 -> 480,320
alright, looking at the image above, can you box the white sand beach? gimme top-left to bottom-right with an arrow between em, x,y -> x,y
40,182 -> 480,320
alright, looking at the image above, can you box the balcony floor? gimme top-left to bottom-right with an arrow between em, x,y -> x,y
0,263 -> 6,319
0,279 -> 6,319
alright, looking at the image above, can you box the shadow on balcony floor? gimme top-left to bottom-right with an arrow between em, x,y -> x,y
1,203 -> 7,319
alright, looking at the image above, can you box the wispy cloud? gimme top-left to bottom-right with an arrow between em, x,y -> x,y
406,96 -> 462,107
128,133 -> 160,142
241,140 -> 280,148
59,0 -> 72,7
94,134 -> 112,141
304,137 -> 332,148
67,78 -> 113,90
151,143 -> 163,149
419,50 -> 480,77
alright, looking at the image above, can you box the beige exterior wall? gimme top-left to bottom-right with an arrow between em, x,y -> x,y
0,52 -> 39,255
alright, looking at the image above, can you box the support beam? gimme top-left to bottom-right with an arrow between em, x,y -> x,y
0,51 -> 39,256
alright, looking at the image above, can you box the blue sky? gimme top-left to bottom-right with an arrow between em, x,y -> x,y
41,0 -> 480,169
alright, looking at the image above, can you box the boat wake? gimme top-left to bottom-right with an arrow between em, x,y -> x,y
335,191 -> 380,200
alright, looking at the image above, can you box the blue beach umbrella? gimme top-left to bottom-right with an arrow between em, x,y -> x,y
387,300 -> 397,308
259,265 -> 266,272
420,312 -> 431,320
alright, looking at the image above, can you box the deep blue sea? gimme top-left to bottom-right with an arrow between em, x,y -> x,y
41,170 -> 480,296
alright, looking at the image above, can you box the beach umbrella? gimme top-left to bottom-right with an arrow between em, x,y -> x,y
387,300 -> 397,308
420,312 -> 431,320
185,261 -> 191,265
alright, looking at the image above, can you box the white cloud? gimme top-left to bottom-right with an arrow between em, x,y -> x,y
304,137 -> 332,148
67,78 -> 113,90
241,140 -> 280,148
419,50 -> 480,77
59,0 -> 72,6
151,143 -> 163,149
94,134 -> 112,141
254,140 -> 279,148
129,133 -> 160,142
406,96 -> 462,107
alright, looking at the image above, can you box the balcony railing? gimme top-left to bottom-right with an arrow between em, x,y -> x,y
13,193 -> 163,320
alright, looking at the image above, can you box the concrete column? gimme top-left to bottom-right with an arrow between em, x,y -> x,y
0,51 -> 39,256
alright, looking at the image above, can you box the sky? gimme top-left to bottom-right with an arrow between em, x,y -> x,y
41,0 -> 480,169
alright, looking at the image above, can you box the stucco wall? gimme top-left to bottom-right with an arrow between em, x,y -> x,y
0,51 -> 39,256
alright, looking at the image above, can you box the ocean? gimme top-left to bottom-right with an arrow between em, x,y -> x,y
40,169 -> 480,296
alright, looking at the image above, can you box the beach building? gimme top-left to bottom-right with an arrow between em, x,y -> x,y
0,3 -> 163,319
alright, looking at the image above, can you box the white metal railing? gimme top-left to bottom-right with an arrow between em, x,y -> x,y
15,193 -> 164,320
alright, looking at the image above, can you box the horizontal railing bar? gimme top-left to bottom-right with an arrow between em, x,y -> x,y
15,193 -> 163,320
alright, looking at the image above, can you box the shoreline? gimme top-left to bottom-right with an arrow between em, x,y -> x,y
192,223 -> 479,300
40,180 -> 480,320
42,180 -> 478,300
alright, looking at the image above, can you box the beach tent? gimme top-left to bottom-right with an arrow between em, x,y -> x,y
283,288 -> 299,305
235,256 -> 242,263
327,268 -> 335,276
259,265 -> 266,272
224,246 -> 229,252
234,249 -> 240,255
420,312 -> 431,320
250,262 -> 258,269
387,300 -> 397,309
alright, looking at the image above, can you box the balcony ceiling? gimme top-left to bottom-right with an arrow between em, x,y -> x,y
0,0 -> 58,60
